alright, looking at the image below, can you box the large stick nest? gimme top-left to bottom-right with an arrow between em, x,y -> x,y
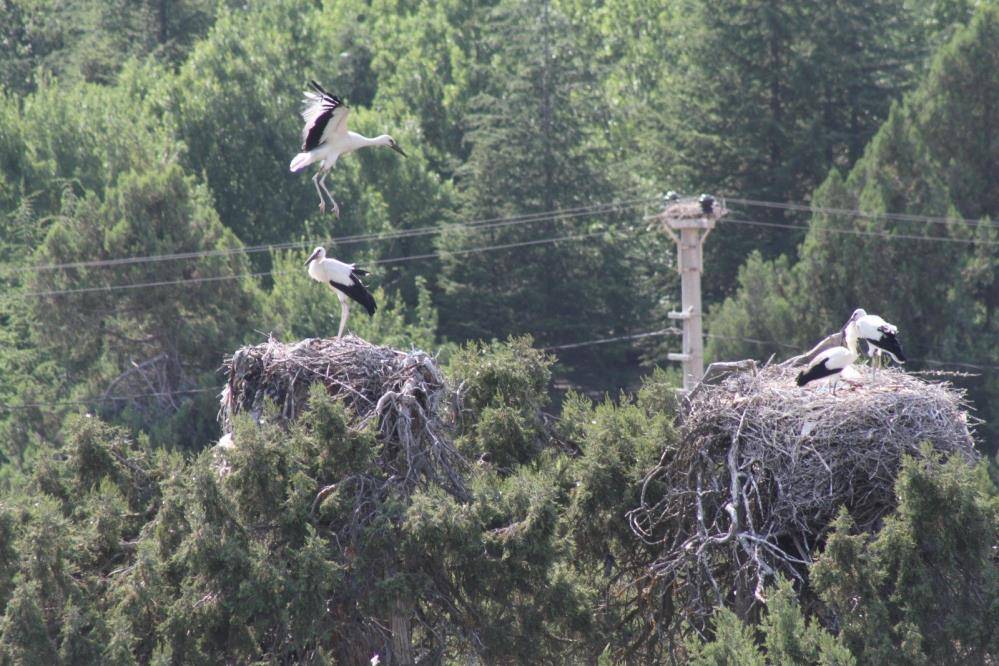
651,196 -> 729,223
628,362 -> 977,626
219,335 -> 466,498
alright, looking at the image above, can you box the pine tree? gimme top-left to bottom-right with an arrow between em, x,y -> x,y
25,162 -> 259,446
437,0 -> 651,349
668,0 -> 921,299
811,450 -> 999,664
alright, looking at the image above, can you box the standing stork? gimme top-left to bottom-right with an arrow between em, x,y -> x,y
289,80 -> 407,217
305,246 -> 377,338
845,308 -> 906,380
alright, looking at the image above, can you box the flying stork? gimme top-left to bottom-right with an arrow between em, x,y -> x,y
796,323 -> 860,393
305,246 -> 377,338
845,308 -> 906,379
289,80 -> 407,217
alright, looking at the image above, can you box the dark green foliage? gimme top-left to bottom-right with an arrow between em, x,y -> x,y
687,578 -> 854,665
555,373 -> 680,660
561,378 -> 674,569
0,580 -> 60,665
448,337 -> 552,471
435,0 -> 656,352
0,337 -> 995,663
0,512 -> 15,610
0,0 -> 226,93
811,449 -> 999,664
687,608 -> 766,666
665,0 -> 924,298
449,337 -> 552,417
22,163 -> 258,448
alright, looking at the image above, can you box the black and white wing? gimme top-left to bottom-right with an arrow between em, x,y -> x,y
300,80 -> 350,151
797,358 -> 837,387
329,268 -> 377,316
796,347 -> 853,387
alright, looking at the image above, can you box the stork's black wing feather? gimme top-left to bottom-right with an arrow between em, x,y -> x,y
329,271 -> 376,316
796,359 -> 840,387
309,80 -> 331,96
300,81 -> 346,151
303,110 -> 334,151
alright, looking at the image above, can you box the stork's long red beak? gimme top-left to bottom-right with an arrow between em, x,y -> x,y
305,249 -> 320,266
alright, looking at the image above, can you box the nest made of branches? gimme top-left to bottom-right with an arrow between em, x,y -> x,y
219,335 -> 467,498
627,361 -> 977,626
652,197 -> 729,223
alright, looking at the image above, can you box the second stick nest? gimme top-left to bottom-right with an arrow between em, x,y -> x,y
628,362 -> 978,626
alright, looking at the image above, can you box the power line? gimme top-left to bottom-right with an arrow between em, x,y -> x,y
727,196 -> 999,230
1,387 -> 218,412
705,332 -> 999,370
722,217 -> 999,246
542,327 -> 681,351
544,328 -> 999,371
19,191 -> 985,277
4,197 -> 656,276
13,210 -> 999,299
4,330 -> 997,414
704,332 -> 798,349
15,224 -> 645,299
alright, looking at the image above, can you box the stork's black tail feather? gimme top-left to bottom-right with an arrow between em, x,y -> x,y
309,79 -> 329,96
871,331 -> 906,364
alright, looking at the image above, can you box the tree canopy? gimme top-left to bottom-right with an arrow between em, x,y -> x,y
0,0 -> 996,662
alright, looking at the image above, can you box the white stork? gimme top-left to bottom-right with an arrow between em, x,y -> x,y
289,80 -> 407,217
845,308 -> 906,379
305,246 -> 377,338
796,324 -> 859,393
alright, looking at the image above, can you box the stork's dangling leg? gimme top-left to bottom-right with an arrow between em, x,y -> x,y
318,171 -> 340,218
312,172 -> 327,214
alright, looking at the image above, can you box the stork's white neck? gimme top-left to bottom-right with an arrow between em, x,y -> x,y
844,322 -> 860,355
345,132 -> 391,150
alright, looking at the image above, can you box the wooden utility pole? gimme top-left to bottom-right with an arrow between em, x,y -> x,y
655,195 -> 725,392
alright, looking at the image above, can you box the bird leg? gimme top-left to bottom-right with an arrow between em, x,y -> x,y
337,299 -> 350,338
312,171 -> 327,214
317,171 -> 340,218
